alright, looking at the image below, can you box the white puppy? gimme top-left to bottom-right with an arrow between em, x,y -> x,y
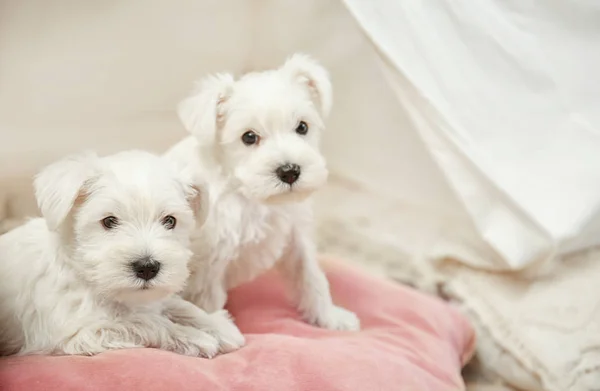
166,54 -> 360,331
0,150 -> 244,356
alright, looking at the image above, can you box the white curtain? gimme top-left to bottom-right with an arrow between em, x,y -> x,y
342,0 -> 600,272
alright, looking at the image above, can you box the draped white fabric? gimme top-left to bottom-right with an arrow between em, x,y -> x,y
343,0 -> 600,271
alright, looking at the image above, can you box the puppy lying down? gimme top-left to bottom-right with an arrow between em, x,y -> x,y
0,150 -> 244,357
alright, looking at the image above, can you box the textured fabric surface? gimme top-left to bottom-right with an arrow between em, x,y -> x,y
0,259 -> 475,391
442,250 -> 600,391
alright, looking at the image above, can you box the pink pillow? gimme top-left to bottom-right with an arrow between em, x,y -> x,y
0,259 -> 475,391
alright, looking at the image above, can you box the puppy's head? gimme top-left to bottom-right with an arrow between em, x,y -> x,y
34,150 -> 206,305
179,53 -> 331,203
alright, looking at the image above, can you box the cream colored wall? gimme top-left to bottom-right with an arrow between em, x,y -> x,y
0,0 -> 456,225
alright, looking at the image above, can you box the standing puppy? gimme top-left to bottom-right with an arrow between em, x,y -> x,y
0,150 -> 244,356
166,54 -> 359,331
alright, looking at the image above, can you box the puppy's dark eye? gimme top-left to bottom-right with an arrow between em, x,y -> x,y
162,215 -> 177,230
101,216 -> 119,230
295,121 -> 309,135
241,130 -> 260,146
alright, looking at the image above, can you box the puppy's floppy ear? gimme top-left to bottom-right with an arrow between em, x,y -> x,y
184,183 -> 209,227
177,73 -> 235,146
175,165 -> 210,227
281,53 -> 333,118
34,151 -> 99,231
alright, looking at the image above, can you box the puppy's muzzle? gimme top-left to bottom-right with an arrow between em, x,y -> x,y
131,257 -> 161,281
276,163 -> 301,185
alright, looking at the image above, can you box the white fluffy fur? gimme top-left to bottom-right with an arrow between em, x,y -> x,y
166,54 -> 360,331
0,150 -> 244,356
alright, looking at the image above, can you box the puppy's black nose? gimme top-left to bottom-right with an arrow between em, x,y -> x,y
131,258 -> 161,281
276,163 -> 301,185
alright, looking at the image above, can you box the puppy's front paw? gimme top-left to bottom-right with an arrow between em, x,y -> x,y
205,310 -> 246,354
170,324 -> 220,358
310,306 -> 361,331
61,331 -> 141,356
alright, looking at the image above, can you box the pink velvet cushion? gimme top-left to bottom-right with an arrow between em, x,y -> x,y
0,259 -> 475,391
